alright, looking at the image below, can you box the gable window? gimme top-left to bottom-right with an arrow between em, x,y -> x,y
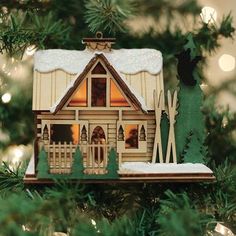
69,79 -> 87,107
110,80 -> 129,107
117,121 -> 147,153
91,77 -> 107,107
67,61 -> 131,108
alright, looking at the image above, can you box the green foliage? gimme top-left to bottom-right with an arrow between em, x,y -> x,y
203,98 -> 236,165
0,162 -> 24,196
175,36 -> 206,162
195,13 -> 235,53
84,0 -> 133,34
157,190 -> 215,236
71,147 -> 84,178
176,80 -> 206,162
106,148 -> 119,178
183,132 -> 205,163
159,112 -> 169,161
0,82 -> 34,149
0,11 -> 71,58
136,0 -> 201,20
36,148 -> 50,179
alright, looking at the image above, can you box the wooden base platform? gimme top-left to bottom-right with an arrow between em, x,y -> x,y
24,172 -> 215,184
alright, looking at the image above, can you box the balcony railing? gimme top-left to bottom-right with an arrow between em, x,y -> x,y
44,142 -> 112,175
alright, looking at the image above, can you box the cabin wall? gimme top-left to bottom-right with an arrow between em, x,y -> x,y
122,71 -> 164,110
35,110 -> 155,163
33,70 -> 76,110
33,70 -> 164,111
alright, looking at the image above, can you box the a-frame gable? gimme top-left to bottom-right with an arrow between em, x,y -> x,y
51,54 -> 147,114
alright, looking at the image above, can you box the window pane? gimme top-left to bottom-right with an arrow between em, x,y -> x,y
91,78 -> 106,107
69,79 -> 87,107
91,62 -> 106,74
125,124 -> 138,149
50,124 -> 80,144
110,80 -> 130,107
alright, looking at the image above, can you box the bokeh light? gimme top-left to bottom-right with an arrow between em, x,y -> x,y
218,54 -> 236,72
1,92 -> 12,103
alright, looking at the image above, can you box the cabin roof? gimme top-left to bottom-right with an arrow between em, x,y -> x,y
33,48 -> 164,111
50,53 -> 148,114
34,48 -> 163,75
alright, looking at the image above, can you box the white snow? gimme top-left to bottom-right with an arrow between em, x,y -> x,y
119,162 -> 213,174
34,48 -> 162,75
25,155 -> 35,175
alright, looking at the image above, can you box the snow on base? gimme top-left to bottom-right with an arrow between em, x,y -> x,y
25,155 -> 35,175
119,162 -> 213,174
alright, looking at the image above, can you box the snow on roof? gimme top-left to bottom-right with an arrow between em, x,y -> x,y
34,48 -> 163,75
119,162 -> 213,174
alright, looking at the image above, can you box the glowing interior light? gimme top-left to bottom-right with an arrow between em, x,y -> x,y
26,45 -> 36,56
215,222 -> 234,236
91,219 -> 96,226
218,54 -> 236,72
12,147 -> 24,165
1,92 -> 11,103
200,6 -> 217,24
14,148 -> 23,158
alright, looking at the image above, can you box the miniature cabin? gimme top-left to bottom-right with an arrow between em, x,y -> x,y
24,33 -> 214,182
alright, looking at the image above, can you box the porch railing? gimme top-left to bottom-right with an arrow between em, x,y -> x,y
45,142 -> 112,175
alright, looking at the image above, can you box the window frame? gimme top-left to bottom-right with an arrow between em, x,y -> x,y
117,120 -> 147,153
41,120 -> 88,144
64,60 -> 133,110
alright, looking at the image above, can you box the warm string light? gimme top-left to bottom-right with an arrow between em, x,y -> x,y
215,222 -> 234,236
25,45 -> 37,56
218,54 -> 236,72
1,92 -> 11,103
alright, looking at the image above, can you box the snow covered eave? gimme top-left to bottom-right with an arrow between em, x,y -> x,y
34,48 -> 163,75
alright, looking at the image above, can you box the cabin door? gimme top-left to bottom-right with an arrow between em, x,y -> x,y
89,124 -> 107,164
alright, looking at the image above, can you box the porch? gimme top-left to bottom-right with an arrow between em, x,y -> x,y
44,142 -> 113,175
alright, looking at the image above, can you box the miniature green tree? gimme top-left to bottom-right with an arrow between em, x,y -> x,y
175,35 -> 206,162
183,132 -> 205,163
36,148 -> 50,179
106,148 -> 119,179
71,147 -> 84,179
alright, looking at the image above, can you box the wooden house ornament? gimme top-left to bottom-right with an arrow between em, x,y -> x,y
24,33 -> 214,183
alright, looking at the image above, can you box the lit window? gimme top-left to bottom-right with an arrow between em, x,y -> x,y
50,124 -> 80,144
91,78 -> 106,107
110,80 -> 130,107
117,121 -> 147,153
69,79 -> 87,107
125,124 -> 139,149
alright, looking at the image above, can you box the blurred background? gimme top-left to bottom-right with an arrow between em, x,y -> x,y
0,1 -> 235,235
